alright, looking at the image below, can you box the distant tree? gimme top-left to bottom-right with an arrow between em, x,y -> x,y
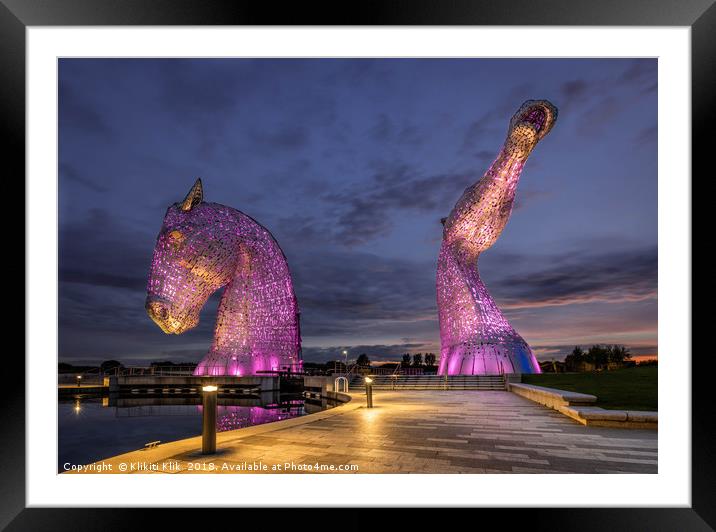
622,346 -> 632,361
425,353 -> 436,367
401,354 -> 412,367
412,353 -> 423,367
100,360 -> 123,374
564,346 -> 584,372
608,345 -> 631,366
356,354 -> 371,367
150,360 -> 176,367
586,345 -> 610,370
58,362 -> 74,373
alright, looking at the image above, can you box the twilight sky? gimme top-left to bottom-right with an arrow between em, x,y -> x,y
58,58 -> 657,366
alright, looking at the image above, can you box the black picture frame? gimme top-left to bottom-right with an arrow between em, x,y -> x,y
5,0 -> 711,529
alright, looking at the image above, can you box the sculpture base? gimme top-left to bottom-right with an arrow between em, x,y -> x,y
438,342 -> 541,376
193,354 -> 302,377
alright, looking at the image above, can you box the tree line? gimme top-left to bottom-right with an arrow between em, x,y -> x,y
564,345 -> 632,372
400,353 -> 437,367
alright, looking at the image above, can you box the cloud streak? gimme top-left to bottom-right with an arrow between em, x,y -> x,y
493,246 -> 657,309
322,162 -> 477,245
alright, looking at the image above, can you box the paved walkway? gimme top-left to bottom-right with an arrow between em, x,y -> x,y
74,391 -> 657,474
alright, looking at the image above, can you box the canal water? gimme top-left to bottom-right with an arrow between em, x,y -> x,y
59,392 -> 335,472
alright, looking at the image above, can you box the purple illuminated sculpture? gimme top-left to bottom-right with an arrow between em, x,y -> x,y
437,100 -> 558,375
146,179 -> 302,376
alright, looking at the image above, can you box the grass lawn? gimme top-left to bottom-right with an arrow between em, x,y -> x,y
522,366 -> 657,411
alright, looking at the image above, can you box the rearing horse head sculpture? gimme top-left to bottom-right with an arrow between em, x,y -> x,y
437,100 -> 558,376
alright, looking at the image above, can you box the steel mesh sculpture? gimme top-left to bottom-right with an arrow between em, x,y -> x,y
146,179 -> 302,376
437,100 -> 558,375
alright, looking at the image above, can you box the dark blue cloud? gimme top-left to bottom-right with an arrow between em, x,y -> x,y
58,81 -> 112,137
634,124 -> 658,146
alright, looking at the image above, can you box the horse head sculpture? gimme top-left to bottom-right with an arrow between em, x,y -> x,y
146,179 -> 302,376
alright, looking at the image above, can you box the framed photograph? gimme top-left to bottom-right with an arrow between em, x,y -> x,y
7,0 -> 711,528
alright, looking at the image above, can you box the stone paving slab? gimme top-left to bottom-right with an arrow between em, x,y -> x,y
72,390 -> 657,474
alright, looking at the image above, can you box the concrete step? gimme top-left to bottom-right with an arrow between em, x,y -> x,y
346,374 -> 507,391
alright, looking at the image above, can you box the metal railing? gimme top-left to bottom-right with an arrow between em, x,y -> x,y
58,366 -> 104,386
332,363 -> 361,392
390,364 -> 402,389
255,365 -> 305,377
334,376 -> 348,393
117,365 -> 197,377
344,373 -> 507,391
59,365 -> 200,386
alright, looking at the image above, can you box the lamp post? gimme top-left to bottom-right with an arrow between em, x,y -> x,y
364,377 -> 374,408
342,350 -> 348,373
201,384 -> 218,454
76,375 -> 82,389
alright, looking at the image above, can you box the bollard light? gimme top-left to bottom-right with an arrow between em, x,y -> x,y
201,384 -> 218,454
364,377 -> 374,408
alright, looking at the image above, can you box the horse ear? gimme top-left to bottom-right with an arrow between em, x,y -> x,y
181,178 -> 203,212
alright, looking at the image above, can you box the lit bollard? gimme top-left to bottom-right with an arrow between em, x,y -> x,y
201,384 -> 218,454
365,377 -> 374,408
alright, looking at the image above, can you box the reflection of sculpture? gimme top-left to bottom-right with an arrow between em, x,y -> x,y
437,100 -> 557,375
146,179 -> 302,376
213,402 -> 305,432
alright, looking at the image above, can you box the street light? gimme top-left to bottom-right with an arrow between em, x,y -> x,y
76,375 -> 82,389
364,377 -> 374,408
201,384 -> 218,454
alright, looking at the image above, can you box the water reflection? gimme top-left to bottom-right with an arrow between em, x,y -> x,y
59,392 -> 335,472
215,401 -> 304,431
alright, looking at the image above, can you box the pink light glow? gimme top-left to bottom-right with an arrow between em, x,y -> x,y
196,402 -> 305,432
146,179 -> 302,376
437,100 -> 558,375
